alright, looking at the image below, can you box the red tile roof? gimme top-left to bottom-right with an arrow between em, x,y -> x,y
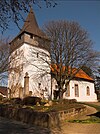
73,69 -> 94,81
51,64 -> 94,81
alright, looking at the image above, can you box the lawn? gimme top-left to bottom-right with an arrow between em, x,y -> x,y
81,102 -> 100,111
67,116 -> 100,124
24,101 -> 85,112
67,102 -> 100,124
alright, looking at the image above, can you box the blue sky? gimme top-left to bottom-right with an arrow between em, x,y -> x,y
3,0 -> 100,51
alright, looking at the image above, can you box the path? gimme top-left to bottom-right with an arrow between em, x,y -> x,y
61,122 -> 100,134
60,102 -> 100,134
0,103 -> 100,134
75,104 -> 97,120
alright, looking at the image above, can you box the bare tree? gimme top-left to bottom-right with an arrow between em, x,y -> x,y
8,46 -> 25,98
95,67 -> 100,90
0,38 -> 10,86
0,0 -> 57,32
0,37 -> 24,98
43,20 -> 100,99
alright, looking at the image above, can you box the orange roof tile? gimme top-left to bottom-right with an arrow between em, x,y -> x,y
51,64 -> 94,81
74,69 -> 94,81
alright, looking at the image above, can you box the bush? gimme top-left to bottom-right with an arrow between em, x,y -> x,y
69,99 -> 77,103
10,98 -> 22,105
58,99 -> 77,104
22,96 -> 42,106
40,99 -> 48,105
0,95 -> 3,101
2,98 -> 10,104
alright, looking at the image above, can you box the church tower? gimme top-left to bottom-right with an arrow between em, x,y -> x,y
8,8 -> 51,99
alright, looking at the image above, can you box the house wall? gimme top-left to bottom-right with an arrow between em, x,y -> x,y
52,78 -> 97,102
63,80 -> 97,102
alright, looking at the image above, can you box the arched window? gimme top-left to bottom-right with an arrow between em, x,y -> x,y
87,86 -> 90,96
75,84 -> 79,97
66,84 -> 70,97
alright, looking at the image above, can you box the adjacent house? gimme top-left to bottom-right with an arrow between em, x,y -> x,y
52,69 -> 97,102
0,86 -> 8,98
8,8 -> 97,102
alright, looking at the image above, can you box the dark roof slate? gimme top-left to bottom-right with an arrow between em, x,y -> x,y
19,8 -> 48,39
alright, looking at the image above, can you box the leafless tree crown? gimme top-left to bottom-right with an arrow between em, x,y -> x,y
43,20 -> 100,98
0,0 -> 57,32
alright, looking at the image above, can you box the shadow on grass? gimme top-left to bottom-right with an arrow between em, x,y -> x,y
0,119 -> 35,134
0,116 -> 61,134
89,112 -> 100,118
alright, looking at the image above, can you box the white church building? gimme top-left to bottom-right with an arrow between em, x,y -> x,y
52,69 -> 97,102
8,8 -> 97,102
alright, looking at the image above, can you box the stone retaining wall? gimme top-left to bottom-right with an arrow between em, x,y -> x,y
0,104 -> 86,128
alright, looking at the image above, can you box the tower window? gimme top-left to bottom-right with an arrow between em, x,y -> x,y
19,35 -> 21,39
37,53 -> 39,58
30,34 -> 33,39
55,85 -> 58,90
38,83 -> 41,88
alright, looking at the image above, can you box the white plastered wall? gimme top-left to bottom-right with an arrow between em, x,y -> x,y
63,80 -> 97,102
8,42 -> 51,99
8,45 -> 25,97
52,78 -> 97,102
23,43 -> 51,98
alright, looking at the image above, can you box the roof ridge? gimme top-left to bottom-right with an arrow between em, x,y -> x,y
79,69 -> 94,81
51,64 -> 94,81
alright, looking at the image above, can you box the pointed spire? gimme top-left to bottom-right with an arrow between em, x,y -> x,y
19,8 -> 47,38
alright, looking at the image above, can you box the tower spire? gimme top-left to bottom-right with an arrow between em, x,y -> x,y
19,8 -> 46,38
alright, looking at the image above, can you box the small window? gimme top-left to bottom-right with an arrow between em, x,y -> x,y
87,86 -> 90,96
29,91 -> 32,96
55,85 -> 58,90
19,35 -> 21,39
75,84 -> 79,97
38,83 -> 41,88
30,34 -> 33,39
45,87 -> 47,91
15,51 -> 17,56
37,53 -> 39,58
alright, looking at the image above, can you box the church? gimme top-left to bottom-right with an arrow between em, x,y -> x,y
8,8 -> 97,102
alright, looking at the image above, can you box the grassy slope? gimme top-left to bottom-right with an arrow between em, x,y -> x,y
79,102 -> 100,111
67,102 -> 100,123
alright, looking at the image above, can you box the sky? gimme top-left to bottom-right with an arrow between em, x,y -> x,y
2,0 -> 100,51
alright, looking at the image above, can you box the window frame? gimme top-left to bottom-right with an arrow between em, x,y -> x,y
74,84 -> 79,97
86,86 -> 90,96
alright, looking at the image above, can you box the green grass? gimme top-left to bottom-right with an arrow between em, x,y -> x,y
67,116 -> 100,124
66,102 -> 100,124
79,102 -> 100,111
23,103 -> 85,112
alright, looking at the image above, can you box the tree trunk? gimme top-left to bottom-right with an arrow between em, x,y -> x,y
59,90 -> 63,99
